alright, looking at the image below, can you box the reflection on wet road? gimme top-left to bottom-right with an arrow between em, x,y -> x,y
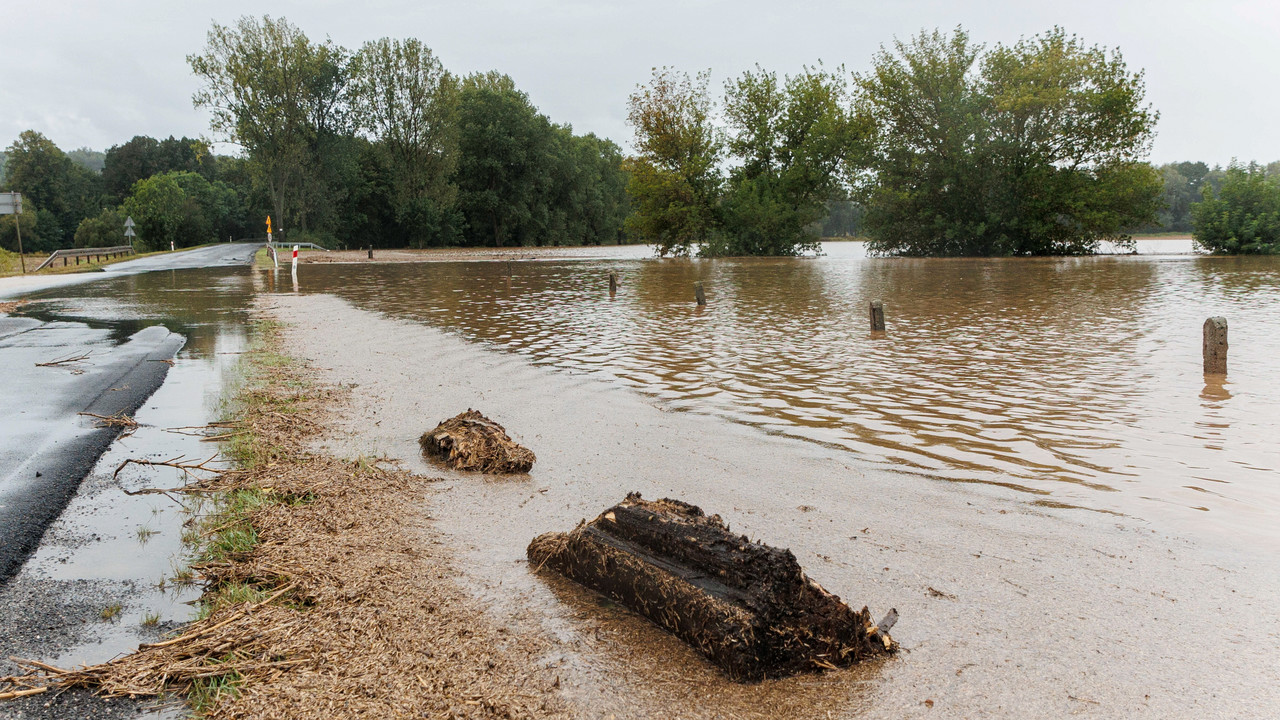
293,244 -> 1280,537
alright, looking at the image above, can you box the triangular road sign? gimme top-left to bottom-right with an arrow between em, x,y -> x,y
124,216 -> 136,228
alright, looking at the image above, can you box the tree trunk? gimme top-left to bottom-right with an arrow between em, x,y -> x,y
528,493 -> 898,681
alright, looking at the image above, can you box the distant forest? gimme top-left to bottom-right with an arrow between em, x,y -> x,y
2,18 -> 1279,257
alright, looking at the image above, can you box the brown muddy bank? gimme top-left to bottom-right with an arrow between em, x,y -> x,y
265,292 -> 1280,719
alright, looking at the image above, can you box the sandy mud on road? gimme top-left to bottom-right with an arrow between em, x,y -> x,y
267,292 -> 1280,719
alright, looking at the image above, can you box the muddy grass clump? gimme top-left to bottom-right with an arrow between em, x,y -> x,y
419,409 -> 536,473
528,493 -> 899,681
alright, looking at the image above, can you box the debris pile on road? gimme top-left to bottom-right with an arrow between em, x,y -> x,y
419,409 -> 536,473
528,493 -> 899,681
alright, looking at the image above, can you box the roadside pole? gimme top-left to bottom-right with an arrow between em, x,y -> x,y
267,216 -> 278,269
124,216 -> 136,252
14,206 -> 23,274
292,245 -> 299,276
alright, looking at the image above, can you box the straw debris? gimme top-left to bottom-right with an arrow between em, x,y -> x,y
420,409 -> 536,473
1,319 -> 567,718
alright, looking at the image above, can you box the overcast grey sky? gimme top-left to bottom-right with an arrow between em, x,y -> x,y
2,0 -> 1276,165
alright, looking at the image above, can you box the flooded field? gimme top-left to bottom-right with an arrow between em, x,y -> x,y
290,241 -> 1280,546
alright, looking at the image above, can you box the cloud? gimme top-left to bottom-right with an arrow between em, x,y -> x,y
3,0 -> 1277,164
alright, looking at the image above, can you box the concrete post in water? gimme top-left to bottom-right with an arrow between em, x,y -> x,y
695,281 -> 707,306
1203,316 -> 1228,375
609,272 -> 618,295
869,301 -> 886,332
367,245 -> 374,260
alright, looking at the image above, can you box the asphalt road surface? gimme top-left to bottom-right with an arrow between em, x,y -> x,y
0,242 -> 261,583
0,242 -> 262,300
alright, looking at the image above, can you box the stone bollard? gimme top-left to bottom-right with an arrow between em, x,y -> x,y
695,281 -> 707,306
609,272 -> 618,295
1203,317 -> 1228,375
870,300 -> 886,332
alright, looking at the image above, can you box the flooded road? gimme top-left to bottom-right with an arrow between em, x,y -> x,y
1,266 -> 255,719
289,242 -> 1280,546
270,289 -> 1280,720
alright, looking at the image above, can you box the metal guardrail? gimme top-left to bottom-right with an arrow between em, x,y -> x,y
267,241 -> 330,252
33,245 -> 135,272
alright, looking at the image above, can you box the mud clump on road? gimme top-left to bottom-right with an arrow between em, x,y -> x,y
1,320 -> 566,718
529,493 -> 899,682
420,409 -> 536,474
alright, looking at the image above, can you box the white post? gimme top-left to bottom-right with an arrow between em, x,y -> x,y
170,240 -> 175,252
291,245 -> 299,276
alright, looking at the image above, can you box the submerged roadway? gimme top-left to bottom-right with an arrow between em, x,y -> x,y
0,242 -> 261,582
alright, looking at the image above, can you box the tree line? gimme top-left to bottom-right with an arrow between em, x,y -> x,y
4,20 -> 1280,258
626,26 -> 1280,256
1,15 -> 629,255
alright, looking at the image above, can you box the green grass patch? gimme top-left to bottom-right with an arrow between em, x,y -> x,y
196,582 -> 272,621
188,665 -> 243,714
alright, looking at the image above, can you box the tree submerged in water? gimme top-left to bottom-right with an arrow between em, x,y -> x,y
1191,162 -> 1280,254
854,27 -> 1161,256
623,27 -> 1161,257
624,65 -> 862,257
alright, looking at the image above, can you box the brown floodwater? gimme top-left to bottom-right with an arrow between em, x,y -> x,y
290,241 -> 1280,547
267,283 -> 1280,719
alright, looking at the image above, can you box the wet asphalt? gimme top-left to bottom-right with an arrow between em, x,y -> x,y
0,244 -> 259,584
0,243 -> 258,718
0,242 -> 262,300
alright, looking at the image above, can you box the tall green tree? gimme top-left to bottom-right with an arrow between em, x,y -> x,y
188,16 -> 349,238
102,136 -> 217,201
623,68 -> 722,256
1192,162 -> 1280,254
454,72 -> 552,247
1,130 -> 102,249
712,64 -> 864,256
855,27 -> 1160,256
350,37 -> 460,246
122,174 -> 186,252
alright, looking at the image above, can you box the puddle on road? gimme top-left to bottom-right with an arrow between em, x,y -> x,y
1,267 -> 254,713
